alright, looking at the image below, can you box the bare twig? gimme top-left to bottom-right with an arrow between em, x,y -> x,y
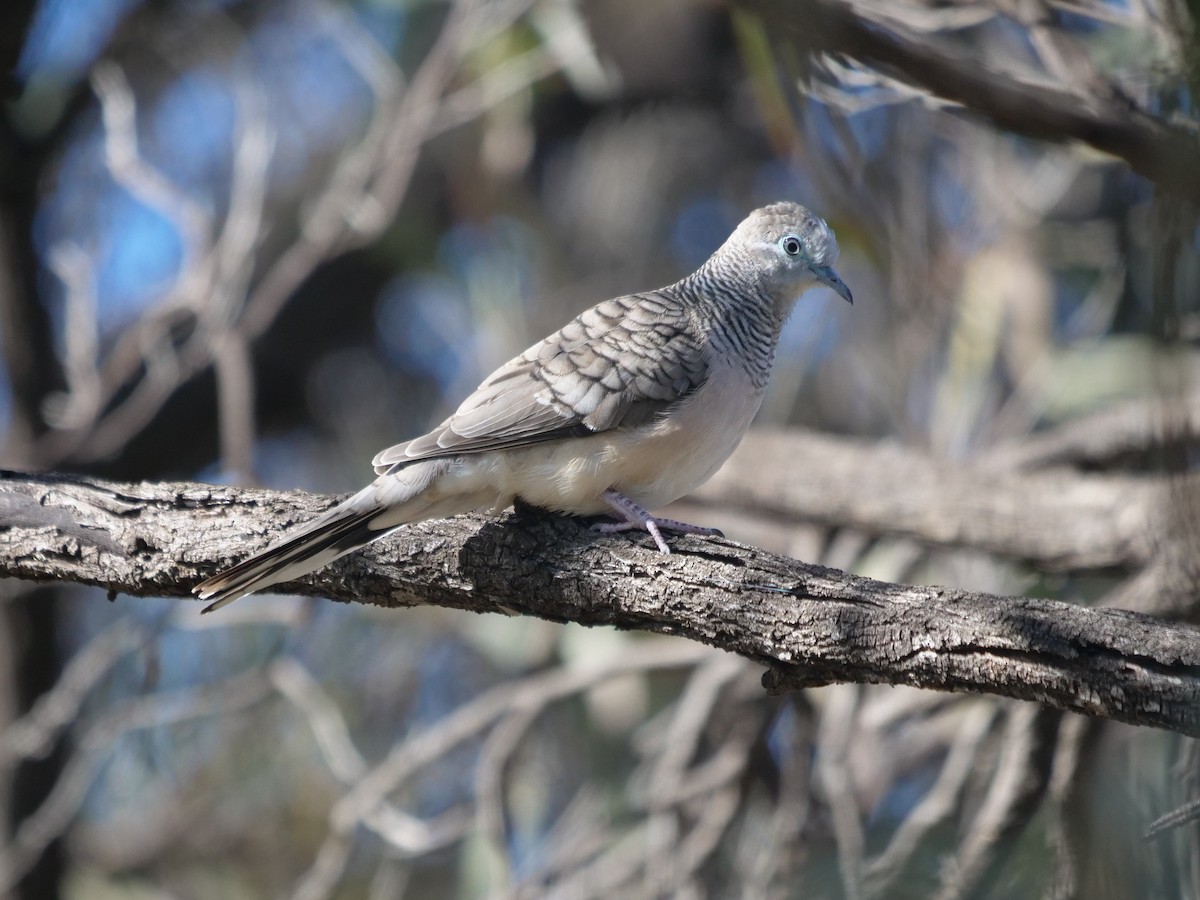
933,705 -> 1057,900
639,654 -> 747,896
1044,714 -> 1093,900
0,619 -> 148,767
291,640 -> 709,900
213,331 -> 258,481
1145,796 -> 1200,840
817,684 -> 866,900
0,670 -> 274,892
35,0 -> 566,471
865,703 -> 998,897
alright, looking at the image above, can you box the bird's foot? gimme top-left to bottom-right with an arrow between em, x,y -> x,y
595,489 -> 723,554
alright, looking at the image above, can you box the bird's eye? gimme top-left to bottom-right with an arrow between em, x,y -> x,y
781,235 -> 803,257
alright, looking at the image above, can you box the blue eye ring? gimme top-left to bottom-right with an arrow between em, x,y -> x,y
781,235 -> 803,256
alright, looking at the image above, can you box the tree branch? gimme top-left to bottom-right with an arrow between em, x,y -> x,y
982,390 -> 1200,471
740,0 -> 1200,201
688,428 -> 1167,570
1,469 -> 1198,736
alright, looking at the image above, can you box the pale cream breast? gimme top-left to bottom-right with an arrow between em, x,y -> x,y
472,360 -> 765,516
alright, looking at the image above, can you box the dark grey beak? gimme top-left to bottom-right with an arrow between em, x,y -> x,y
813,265 -> 853,304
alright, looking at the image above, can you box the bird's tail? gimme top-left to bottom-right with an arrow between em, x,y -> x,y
193,496 -> 389,613
193,460 -> 460,613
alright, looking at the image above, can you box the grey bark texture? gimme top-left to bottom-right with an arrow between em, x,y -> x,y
2,467 -> 1198,737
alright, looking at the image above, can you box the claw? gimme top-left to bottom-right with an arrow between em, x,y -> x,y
597,489 -> 720,553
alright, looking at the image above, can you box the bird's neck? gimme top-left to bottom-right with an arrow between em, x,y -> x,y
680,258 -> 782,391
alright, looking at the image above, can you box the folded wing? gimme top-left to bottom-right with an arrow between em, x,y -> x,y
373,292 -> 709,474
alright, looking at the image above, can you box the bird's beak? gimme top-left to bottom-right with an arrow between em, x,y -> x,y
813,265 -> 853,304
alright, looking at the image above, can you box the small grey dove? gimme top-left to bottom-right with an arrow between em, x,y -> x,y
195,201 -> 851,612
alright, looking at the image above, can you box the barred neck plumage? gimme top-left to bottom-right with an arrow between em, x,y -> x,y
677,253 -> 781,391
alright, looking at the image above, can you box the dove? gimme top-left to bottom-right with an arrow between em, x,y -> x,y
195,201 -> 851,611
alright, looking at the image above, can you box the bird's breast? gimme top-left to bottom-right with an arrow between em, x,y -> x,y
482,363 -> 765,516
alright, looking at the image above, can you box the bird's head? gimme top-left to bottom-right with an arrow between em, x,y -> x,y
723,201 -> 853,308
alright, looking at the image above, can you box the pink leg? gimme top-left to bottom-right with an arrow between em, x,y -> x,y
594,489 -> 723,554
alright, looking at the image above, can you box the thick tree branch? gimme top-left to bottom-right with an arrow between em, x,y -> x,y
1,470 -> 1198,736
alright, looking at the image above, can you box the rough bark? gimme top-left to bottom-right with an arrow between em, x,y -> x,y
2,469 -> 1198,736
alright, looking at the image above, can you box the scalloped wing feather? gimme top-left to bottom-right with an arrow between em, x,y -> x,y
372,291 -> 707,474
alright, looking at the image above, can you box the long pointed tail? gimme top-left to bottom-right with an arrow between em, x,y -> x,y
194,459 -> 469,613
193,498 -> 390,613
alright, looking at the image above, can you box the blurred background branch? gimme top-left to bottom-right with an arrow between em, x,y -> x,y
740,0 -> 1200,201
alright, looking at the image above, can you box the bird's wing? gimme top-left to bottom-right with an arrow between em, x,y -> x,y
372,291 -> 708,473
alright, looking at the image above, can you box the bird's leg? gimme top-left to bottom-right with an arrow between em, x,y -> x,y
595,489 -> 724,554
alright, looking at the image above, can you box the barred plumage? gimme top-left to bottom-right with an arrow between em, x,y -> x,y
194,201 -> 851,611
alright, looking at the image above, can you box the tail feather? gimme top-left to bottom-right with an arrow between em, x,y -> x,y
194,505 -> 388,613
195,459 -> 469,613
